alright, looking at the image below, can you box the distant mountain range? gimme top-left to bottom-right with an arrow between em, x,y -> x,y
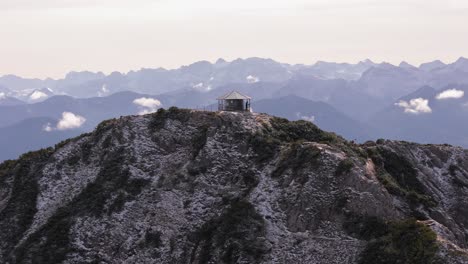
2,57 -> 468,161
2,57 -> 466,101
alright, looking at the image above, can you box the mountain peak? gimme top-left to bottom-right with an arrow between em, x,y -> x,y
451,57 -> 468,72
1,107 -> 467,263
215,58 -> 227,64
456,56 -> 468,62
419,60 -> 446,71
399,61 -> 416,69
359,59 -> 375,65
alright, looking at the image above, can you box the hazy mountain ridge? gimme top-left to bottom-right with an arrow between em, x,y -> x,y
0,91 -> 160,129
0,117 -> 81,161
253,95 -> 371,142
0,58 -> 293,98
3,57 -> 468,161
0,91 -> 163,161
369,84 -> 468,146
1,109 -> 468,263
3,57 -> 467,100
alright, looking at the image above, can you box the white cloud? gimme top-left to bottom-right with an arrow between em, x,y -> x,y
57,112 -> 86,130
0,92 -> 5,99
436,89 -> 465,100
246,75 -> 260,83
296,112 -> 315,122
97,84 -> 109,97
395,98 -> 432,114
133,97 -> 162,115
192,82 -> 212,92
29,90 -> 48,100
193,82 -> 204,89
43,123 -> 54,132
43,112 -> 86,132
133,97 -> 161,108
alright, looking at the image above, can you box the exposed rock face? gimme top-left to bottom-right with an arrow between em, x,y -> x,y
1,108 -> 468,263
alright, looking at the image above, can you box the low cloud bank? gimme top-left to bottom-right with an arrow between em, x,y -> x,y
395,98 -> 432,114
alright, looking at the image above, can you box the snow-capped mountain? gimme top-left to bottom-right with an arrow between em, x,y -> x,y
26,87 -> 55,102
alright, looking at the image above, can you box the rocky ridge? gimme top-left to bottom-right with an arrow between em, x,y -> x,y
1,108 -> 468,263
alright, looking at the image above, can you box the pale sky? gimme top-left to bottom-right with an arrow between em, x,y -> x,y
1,0 -> 468,79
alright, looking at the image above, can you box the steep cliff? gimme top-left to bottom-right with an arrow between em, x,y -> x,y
1,108 -> 468,263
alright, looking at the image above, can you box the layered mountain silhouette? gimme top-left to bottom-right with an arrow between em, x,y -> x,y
0,91 -> 161,129
370,84 -> 468,146
253,95 -> 371,141
3,57 -> 468,161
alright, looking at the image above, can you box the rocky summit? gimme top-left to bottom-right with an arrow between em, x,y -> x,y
1,107 -> 468,264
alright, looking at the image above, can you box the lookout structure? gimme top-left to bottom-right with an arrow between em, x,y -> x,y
217,91 -> 251,112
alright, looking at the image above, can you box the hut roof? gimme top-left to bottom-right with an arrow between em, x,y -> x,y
217,91 -> 251,100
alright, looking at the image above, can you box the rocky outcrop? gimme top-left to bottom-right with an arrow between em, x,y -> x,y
1,108 -> 468,263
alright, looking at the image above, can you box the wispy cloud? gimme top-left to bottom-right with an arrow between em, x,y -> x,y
192,82 -> 213,92
436,89 -> 465,100
133,97 -> 162,115
97,84 -> 109,97
395,98 -> 432,114
44,112 -> 86,131
193,82 -> 204,89
246,75 -> 260,83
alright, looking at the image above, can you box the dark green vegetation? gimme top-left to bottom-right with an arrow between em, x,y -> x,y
191,125 -> 209,159
149,107 -> 192,132
250,117 -> 368,167
144,231 -> 163,248
266,117 -> 339,144
249,132 -> 281,163
343,215 -> 389,240
335,158 -> 354,176
250,117 -> 340,163
188,200 -> 267,264
272,142 -> 321,182
366,146 -> 436,209
356,218 -> 438,264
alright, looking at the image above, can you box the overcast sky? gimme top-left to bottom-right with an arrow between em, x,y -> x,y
1,0 -> 468,78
